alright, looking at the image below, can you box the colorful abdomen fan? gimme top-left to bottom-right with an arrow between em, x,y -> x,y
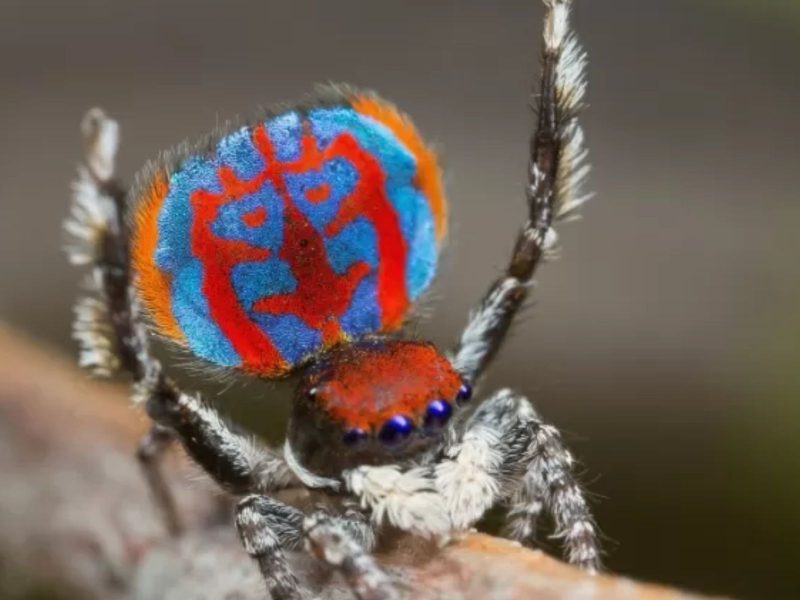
131,87 -> 447,377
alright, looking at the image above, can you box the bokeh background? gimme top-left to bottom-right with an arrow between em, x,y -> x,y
2,0 -> 799,597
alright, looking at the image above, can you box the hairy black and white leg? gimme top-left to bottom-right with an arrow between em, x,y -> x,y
433,389 -> 543,532
66,108 -> 294,513
510,413 -> 601,572
452,0 -> 590,383
504,470 -> 546,546
65,109 -> 188,530
136,423 -> 182,535
304,513 -> 397,600
340,392 -> 540,541
342,392 -> 597,571
236,495 -> 307,600
65,108 -> 132,377
236,495 -> 391,600
474,391 -> 601,572
139,370 -> 296,496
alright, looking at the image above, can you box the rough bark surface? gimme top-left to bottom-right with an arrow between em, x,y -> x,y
0,323 -> 706,599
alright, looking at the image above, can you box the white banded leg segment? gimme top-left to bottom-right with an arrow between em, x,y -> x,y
236,495 -> 306,600
452,277 -> 528,383
64,108 -> 121,268
504,469 -> 546,544
135,424 -> 182,536
339,500 -> 378,552
64,109 -> 128,378
451,0 -> 591,384
528,424 -> 601,572
304,513 -> 397,600
488,393 -> 600,572
144,386 -> 295,496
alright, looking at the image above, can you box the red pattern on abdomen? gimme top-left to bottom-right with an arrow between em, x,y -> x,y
189,122 -> 409,376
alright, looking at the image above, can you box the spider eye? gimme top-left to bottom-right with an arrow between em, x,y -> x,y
456,382 -> 473,404
424,399 -> 452,429
378,415 -> 414,445
342,427 -> 368,446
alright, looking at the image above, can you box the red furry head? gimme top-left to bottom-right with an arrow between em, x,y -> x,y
288,339 -> 471,475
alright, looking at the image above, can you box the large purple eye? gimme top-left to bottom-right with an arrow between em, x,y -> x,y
424,399 -> 452,428
378,415 -> 414,444
456,382 -> 473,404
343,427 -> 368,446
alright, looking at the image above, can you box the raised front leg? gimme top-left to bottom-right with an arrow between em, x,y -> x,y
66,108 -> 295,512
452,0 -> 590,383
66,108 -> 189,531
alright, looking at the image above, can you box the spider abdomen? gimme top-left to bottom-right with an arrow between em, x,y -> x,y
131,87 -> 447,377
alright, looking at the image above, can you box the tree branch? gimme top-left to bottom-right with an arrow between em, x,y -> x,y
0,322 -> 704,599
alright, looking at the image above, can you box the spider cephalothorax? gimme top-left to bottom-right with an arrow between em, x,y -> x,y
66,2 -> 601,598
290,339 -> 469,475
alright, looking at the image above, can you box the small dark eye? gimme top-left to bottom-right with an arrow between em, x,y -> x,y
343,427 -> 368,446
456,382 -> 473,404
424,399 -> 452,428
378,415 -> 414,444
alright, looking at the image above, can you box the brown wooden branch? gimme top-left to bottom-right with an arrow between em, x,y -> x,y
0,322 -> 706,599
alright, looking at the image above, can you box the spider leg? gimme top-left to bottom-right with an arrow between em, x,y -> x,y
65,109 -> 185,535
304,512 -> 398,600
434,389 -> 541,531
345,389 -> 600,571
471,390 -> 600,572
66,109 -> 294,509
445,389 -> 600,570
136,423 -> 182,535
452,0 -> 590,383
236,495 -> 393,600
236,495 -> 307,600
503,469 -> 546,546
505,407 -> 601,572
138,369 -> 296,496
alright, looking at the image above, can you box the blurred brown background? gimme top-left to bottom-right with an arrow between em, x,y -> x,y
1,0 -> 798,598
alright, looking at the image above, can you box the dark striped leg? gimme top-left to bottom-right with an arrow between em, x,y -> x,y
435,388 -> 600,571
236,496 -> 306,600
452,0 -> 590,384
136,424 -> 182,536
304,513 -> 396,600
504,469 -> 545,547
498,397 -> 601,572
139,370 -> 295,497
66,108 -> 190,536
236,497 -> 390,600
66,108 -> 295,528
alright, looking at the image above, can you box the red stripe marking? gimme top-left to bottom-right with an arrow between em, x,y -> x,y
189,117 -> 410,375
